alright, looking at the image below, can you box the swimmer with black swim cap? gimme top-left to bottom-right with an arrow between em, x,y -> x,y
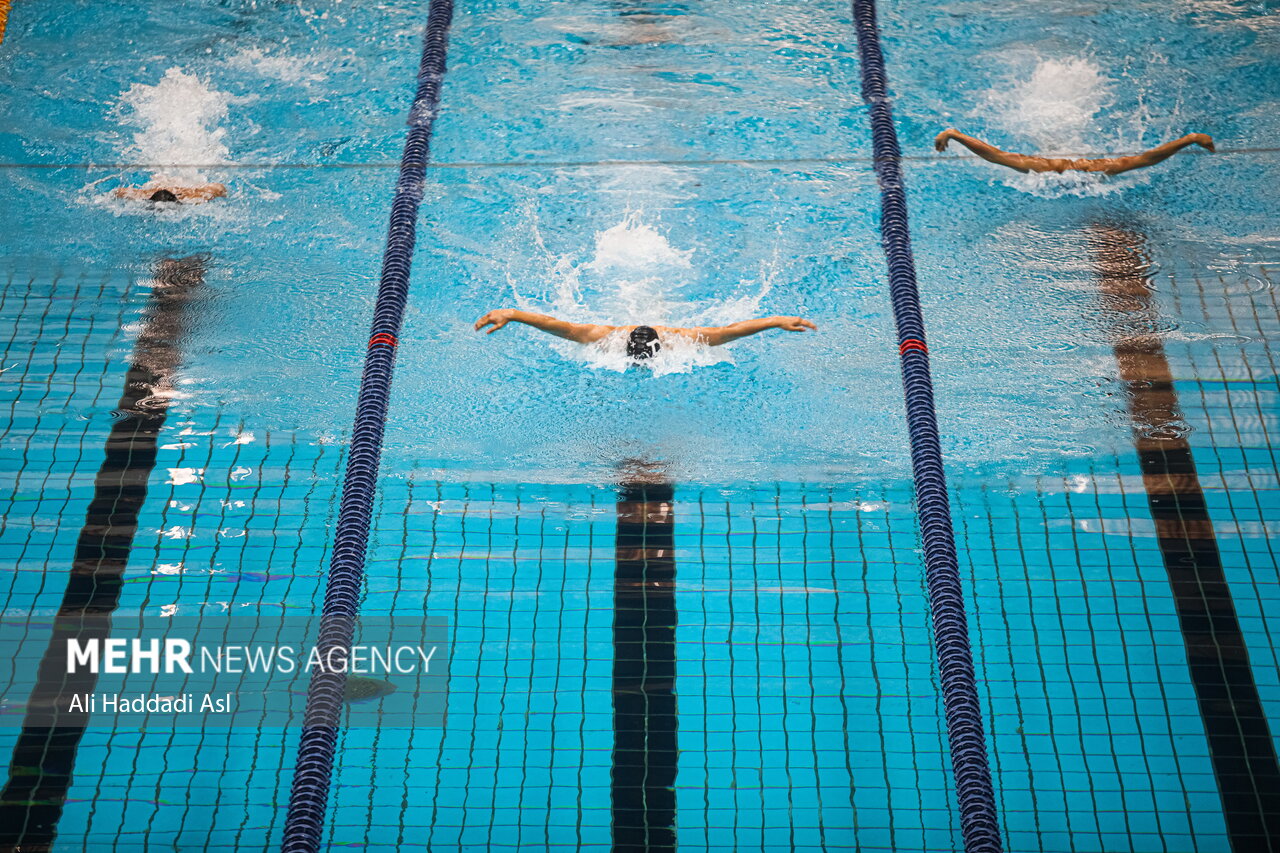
627,326 -> 661,360
475,309 -> 816,360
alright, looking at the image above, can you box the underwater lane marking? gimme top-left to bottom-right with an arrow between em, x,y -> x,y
1089,225 -> 1280,852
0,256 -> 205,853
613,482 -> 677,853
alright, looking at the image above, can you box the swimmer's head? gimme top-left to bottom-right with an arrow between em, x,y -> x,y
626,325 -> 660,360
149,189 -> 180,204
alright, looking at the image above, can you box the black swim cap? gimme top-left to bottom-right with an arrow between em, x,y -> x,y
627,326 -> 660,360
149,189 -> 180,203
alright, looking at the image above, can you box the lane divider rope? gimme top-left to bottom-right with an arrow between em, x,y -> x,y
280,1 -> 454,850
849,1 -> 1003,850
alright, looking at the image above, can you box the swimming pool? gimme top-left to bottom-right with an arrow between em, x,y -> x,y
0,0 -> 1277,850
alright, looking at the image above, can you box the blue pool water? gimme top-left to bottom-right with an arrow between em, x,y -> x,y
1,0 -> 1278,850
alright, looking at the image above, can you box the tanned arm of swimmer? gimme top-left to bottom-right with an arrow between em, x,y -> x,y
174,183 -> 228,202
113,183 -> 228,202
666,316 -> 818,347
475,308 -> 615,343
934,129 -> 1214,175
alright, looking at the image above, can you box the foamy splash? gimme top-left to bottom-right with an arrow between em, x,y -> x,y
977,56 -> 1149,198
507,212 -> 776,376
115,68 -> 232,186
1007,168 -> 1150,199
226,47 -> 329,85
983,57 -> 1113,152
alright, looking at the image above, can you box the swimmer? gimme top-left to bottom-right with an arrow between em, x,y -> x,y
113,180 -> 227,205
933,129 -> 1215,175
474,309 -> 817,359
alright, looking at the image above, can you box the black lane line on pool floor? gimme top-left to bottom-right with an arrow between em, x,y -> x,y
0,256 -> 205,853
1089,225 -> 1280,852
613,481 -> 678,853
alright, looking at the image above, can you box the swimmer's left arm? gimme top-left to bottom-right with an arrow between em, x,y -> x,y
684,316 -> 817,346
1098,133 -> 1215,175
179,183 -> 227,201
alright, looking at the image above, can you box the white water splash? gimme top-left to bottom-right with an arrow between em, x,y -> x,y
506,212 -> 777,376
578,213 -> 696,323
1007,168 -> 1150,199
587,216 -> 693,273
226,46 -> 329,84
983,56 -> 1113,152
977,56 -> 1149,198
115,67 -> 233,186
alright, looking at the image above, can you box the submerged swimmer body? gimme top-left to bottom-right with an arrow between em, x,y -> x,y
474,309 -> 816,359
934,129 -> 1215,175
113,181 -> 227,205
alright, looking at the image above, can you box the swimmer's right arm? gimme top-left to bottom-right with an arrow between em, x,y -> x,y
934,128 -> 1041,173
474,309 -> 613,344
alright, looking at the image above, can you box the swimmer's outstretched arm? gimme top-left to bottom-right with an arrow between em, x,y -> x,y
673,316 -> 817,347
475,308 -> 614,344
112,182 -> 228,203
934,129 -> 1047,173
177,183 -> 227,202
1092,133 -> 1215,175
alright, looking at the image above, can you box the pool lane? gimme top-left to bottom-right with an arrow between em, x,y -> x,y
0,0 -> 1278,851
0,2 -> 445,850
1088,224 -> 1280,850
0,256 -> 205,852
868,0 -> 1280,844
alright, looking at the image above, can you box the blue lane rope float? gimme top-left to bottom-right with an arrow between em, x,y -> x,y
849,1 -> 1003,850
280,1 -> 455,850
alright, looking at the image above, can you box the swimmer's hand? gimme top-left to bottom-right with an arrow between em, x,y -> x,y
475,309 -> 514,334
934,129 -> 957,152
773,316 -> 817,332
1189,133 -> 1215,152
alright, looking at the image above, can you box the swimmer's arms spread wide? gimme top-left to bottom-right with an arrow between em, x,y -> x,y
113,182 -> 228,203
674,316 -> 817,346
935,128 -> 1215,175
475,308 -> 614,344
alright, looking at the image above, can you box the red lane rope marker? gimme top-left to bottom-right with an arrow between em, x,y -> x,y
899,338 -> 928,355
368,333 -> 398,349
